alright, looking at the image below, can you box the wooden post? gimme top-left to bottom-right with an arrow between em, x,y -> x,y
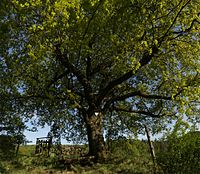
144,124 -> 157,174
15,143 -> 20,156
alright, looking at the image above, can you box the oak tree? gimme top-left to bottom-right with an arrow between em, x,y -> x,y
1,0 -> 200,159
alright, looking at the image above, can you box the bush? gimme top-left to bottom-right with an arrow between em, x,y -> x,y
157,131 -> 200,174
108,139 -> 155,173
0,135 -> 16,159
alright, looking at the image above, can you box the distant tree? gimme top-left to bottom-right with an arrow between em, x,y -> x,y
0,115 -> 26,156
0,0 -> 199,160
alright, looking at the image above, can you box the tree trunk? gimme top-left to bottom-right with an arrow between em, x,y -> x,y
85,112 -> 107,161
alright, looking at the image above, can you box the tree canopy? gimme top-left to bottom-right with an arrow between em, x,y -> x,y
0,0 -> 199,159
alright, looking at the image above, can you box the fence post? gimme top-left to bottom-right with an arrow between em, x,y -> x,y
144,124 -> 157,174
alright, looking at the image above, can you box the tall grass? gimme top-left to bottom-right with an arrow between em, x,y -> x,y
0,140 -> 158,174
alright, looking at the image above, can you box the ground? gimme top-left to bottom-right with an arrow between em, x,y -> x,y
0,140 -> 157,174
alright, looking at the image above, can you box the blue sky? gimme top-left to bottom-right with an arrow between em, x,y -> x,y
24,126 -> 50,144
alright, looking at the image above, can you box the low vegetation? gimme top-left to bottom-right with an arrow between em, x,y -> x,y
0,132 -> 200,174
1,132 -> 199,174
0,139 -> 154,174
156,131 -> 200,174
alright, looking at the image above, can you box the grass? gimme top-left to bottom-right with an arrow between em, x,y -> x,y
1,133 -> 199,173
0,140 -> 157,174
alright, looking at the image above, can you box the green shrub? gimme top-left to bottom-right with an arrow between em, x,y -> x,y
157,131 -> 200,174
110,139 -> 148,157
108,139 -> 155,173
0,162 -> 7,174
0,135 -> 16,159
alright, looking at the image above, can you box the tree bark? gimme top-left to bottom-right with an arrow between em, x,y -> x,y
85,112 -> 107,161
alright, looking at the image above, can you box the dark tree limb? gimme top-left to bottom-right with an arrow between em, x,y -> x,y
82,0 -> 105,41
46,70 -> 70,88
96,45 -> 159,106
111,91 -> 171,102
77,0 -> 105,64
172,18 -> 200,35
104,71 -> 199,111
113,106 -> 176,118
54,45 -> 93,103
159,0 -> 192,44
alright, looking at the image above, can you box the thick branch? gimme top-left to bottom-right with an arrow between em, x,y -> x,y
111,91 -> 171,102
113,107 -> 175,118
96,45 -> 159,106
47,70 -> 70,88
103,82 -> 194,111
54,45 -> 93,102
86,57 -> 92,80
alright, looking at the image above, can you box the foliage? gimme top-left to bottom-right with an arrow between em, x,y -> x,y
157,121 -> 200,174
0,142 -> 157,174
106,139 -> 156,174
0,0 -> 200,157
0,135 -> 16,159
0,116 -> 27,157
